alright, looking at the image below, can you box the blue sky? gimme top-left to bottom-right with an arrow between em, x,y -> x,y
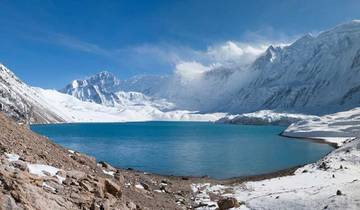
0,0 -> 359,88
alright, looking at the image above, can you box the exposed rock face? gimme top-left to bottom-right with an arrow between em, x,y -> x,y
0,64 -> 65,124
0,112 -> 195,209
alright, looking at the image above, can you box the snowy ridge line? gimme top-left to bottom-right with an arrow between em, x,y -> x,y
71,20 -> 360,115
217,110 -> 318,126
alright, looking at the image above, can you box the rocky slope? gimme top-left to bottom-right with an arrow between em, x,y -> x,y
0,64 -> 65,123
0,112 -> 200,210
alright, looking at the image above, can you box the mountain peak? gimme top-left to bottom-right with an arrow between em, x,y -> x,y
94,70 -> 113,77
86,71 -> 118,81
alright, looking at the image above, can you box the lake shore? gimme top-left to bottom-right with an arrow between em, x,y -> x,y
191,137 -> 360,209
2,109 -> 358,210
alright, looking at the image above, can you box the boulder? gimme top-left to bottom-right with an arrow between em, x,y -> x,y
98,161 -> 116,171
114,171 -> 125,184
217,197 -> 241,210
10,161 -> 28,172
80,180 -> 93,192
66,170 -> 86,180
104,179 -> 122,198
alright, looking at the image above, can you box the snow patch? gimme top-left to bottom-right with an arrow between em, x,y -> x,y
5,153 -> 20,162
102,170 -> 114,176
283,107 -> 360,146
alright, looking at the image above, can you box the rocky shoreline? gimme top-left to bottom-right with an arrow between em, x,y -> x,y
1,110 -> 359,210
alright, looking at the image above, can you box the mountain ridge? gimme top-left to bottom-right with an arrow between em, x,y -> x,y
66,20 -> 360,115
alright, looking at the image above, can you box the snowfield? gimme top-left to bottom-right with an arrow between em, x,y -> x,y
283,107 -> 360,146
33,88 -> 226,123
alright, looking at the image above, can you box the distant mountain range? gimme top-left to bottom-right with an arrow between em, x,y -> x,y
60,71 -> 174,111
0,64 -> 222,124
61,21 -> 360,115
1,20 -> 360,123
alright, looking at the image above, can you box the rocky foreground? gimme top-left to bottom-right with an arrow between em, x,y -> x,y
0,112 -> 203,210
1,107 -> 360,210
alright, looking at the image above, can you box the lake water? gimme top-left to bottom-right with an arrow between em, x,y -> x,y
31,122 -> 333,179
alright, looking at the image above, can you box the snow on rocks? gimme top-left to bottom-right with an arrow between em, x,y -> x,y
135,184 -> 145,190
5,153 -> 20,162
192,138 -> 360,210
217,110 -> 319,126
4,153 -> 65,184
27,163 -> 59,177
103,169 -> 115,176
283,107 -> 360,146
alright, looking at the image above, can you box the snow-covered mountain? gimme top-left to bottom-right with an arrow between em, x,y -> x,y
223,20 -> 360,114
0,64 -> 65,123
0,64 -> 224,123
3,20 -> 360,123
61,71 -> 174,110
110,20 -> 360,115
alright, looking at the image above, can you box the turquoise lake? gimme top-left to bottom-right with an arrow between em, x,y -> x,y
31,122 -> 333,179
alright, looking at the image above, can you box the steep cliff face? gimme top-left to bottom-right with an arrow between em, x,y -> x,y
0,64 -> 64,123
224,21 -> 360,114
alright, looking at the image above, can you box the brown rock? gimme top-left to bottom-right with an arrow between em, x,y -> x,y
217,197 -> 241,210
114,171 -> 125,184
104,179 -> 122,198
80,180 -> 93,192
10,160 -> 28,172
126,201 -> 137,210
67,170 -> 86,180
0,194 -> 23,210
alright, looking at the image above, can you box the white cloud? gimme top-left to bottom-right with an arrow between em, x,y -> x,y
205,41 -> 268,66
171,41 -> 270,81
49,33 -> 115,57
175,61 -> 212,81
